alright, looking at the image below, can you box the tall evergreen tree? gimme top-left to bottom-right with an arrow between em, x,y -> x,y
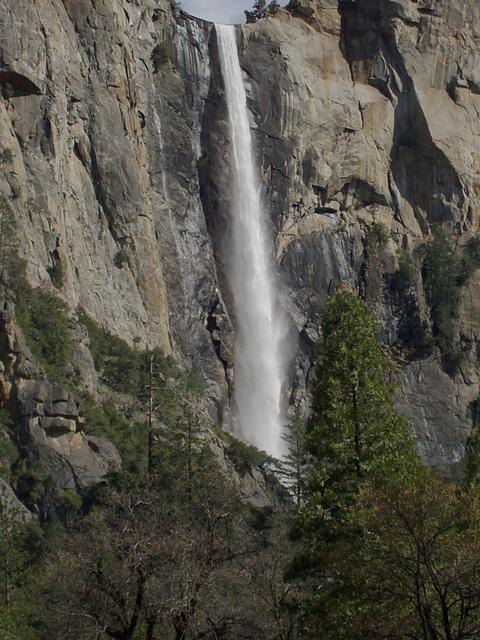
290,288 -> 419,634
279,412 -> 308,506
303,288 -> 416,530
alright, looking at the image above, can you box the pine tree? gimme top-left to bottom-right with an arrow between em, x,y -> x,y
279,412 -> 307,506
303,288 -> 417,530
290,289 -> 419,636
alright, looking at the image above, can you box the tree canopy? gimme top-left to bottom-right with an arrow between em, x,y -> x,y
245,0 -> 280,23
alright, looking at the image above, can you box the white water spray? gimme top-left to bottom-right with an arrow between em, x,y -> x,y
216,24 -> 288,459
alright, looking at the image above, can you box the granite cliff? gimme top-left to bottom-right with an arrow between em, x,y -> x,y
0,0 -> 479,504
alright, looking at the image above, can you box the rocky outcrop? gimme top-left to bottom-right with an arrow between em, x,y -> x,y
0,312 -> 120,507
0,477 -> 33,522
0,0 -> 479,474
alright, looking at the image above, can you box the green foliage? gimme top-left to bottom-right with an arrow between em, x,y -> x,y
0,410 -> 19,479
245,0 -> 280,22
366,221 -> 389,256
307,289 -> 416,507
0,495 -> 62,639
279,413 -> 308,505
0,149 -> 13,164
0,496 -> 29,611
215,426 -> 271,471
0,203 -> 72,379
77,307 -> 178,398
15,281 -> 74,382
113,248 -> 128,269
389,250 -> 434,359
293,289 -> 418,579
13,458 -> 49,512
79,392 -> 148,475
25,198 -> 43,219
9,180 -> 21,200
1,83 -> 14,100
55,490 -> 82,512
151,40 -> 173,72
465,400 -> 480,487
461,234 -> 480,282
77,308 -> 209,476
390,249 -> 416,293
77,307 -> 140,394
304,475 -> 480,640
422,227 -> 464,371
0,197 -> 20,295
269,0 -> 280,14
55,490 -> 82,525
47,259 -> 64,289
0,410 -> 51,517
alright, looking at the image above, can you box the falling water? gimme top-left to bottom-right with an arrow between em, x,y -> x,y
216,24 -> 288,459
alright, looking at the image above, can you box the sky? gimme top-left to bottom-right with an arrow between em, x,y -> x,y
180,0 -> 253,24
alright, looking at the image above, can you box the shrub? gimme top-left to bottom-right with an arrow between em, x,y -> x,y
390,250 -> 416,293
79,392 -> 149,475
366,222 -> 389,256
245,0 -> 280,22
77,307 -> 179,401
267,0 -> 280,16
113,249 -> 128,269
15,280 -> 74,382
216,426 -> 271,471
47,259 -> 64,289
10,179 -> 22,199
389,249 -> 433,359
461,234 -> 480,282
13,457 -> 50,511
151,41 -> 173,72
0,409 -> 19,479
77,308 -> 140,394
0,197 -> 20,294
1,82 -> 14,99
466,403 -> 480,487
1,149 -> 13,164
422,228 -> 463,370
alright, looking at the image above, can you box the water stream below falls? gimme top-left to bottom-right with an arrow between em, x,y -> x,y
216,24 -> 288,459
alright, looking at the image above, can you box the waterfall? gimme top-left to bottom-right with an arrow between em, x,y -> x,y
216,24 -> 288,459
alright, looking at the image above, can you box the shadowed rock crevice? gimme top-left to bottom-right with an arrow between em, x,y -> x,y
0,71 -> 42,97
339,0 -> 465,231
198,28 -> 233,313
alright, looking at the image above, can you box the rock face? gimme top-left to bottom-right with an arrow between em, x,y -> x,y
0,0 -> 479,472
0,477 -> 33,522
237,0 -> 480,467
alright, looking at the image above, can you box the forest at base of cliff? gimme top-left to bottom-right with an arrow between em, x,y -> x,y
2,282 -> 480,640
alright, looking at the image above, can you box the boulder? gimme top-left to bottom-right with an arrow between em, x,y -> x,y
0,478 -> 33,523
